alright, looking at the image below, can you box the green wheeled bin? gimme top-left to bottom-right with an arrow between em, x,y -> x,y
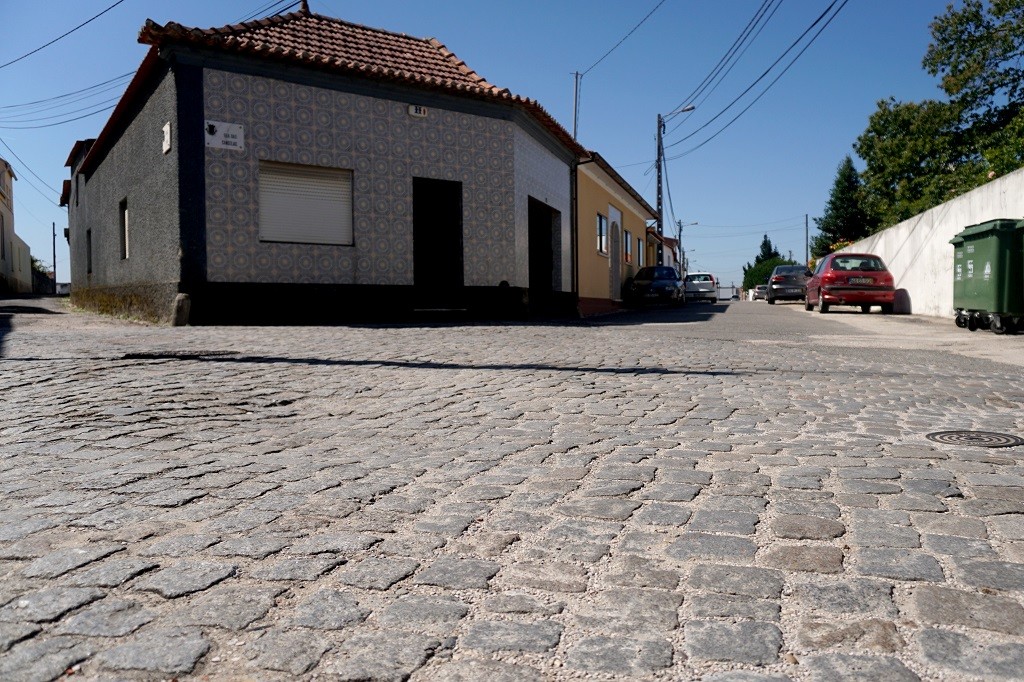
949,219 -> 1024,333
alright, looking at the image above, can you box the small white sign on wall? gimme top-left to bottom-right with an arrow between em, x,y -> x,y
204,121 -> 245,150
162,122 -> 172,154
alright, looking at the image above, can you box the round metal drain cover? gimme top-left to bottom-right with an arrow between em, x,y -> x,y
926,430 -> 1024,448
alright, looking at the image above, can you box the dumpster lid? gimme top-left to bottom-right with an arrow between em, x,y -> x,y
953,218 -> 1024,241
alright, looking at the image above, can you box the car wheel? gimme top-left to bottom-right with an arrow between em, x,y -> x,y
818,291 -> 829,314
881,303 -> 893,315
767,296 -> 775,305
860,305 -> 871,313
804,297 -> 813,311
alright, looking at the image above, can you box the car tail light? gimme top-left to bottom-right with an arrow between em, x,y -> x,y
821,272 -> 837,284
771,275 -> 784,283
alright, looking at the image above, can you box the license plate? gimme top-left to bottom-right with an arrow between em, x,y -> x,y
849,277 -> 873,284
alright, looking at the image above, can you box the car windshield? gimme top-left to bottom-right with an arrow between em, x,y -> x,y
687,274 -> 713,282
774,266 -> 806,275
636,267 -> 677,280
830,256 -> 886,272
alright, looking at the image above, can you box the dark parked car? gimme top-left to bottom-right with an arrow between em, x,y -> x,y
627,266 -> 684,305
805,253 -> 896,314
767,264 -> 811,304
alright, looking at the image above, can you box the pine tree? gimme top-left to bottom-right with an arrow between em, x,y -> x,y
811,156 -> 876,257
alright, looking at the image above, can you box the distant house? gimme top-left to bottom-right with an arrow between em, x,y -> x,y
0,156 -> 32,294
576,152 -> 658,315
65,2 -> 585,323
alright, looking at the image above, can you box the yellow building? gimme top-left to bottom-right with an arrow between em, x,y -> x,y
0,157 -> 32,294
576,152 -> 658,315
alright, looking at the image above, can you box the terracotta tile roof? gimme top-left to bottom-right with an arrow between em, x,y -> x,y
139,9 -> 500,96
137,8 -> 584,156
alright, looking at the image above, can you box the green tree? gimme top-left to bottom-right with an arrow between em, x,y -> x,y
923,0 -> 1024,177
854,98 -> 984,228
811,156 -> 876,258
742,236 -> 793,289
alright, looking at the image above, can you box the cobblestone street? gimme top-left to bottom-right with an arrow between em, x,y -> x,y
1,297 -> 1023,681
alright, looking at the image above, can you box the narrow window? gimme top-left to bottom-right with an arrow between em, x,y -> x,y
75,175 -> 79,207
1,213 -> 5,261
86,229 -> 93,274
638,237 -> 644,267
624,230 -> 632,263
597,213 -> 608,254
119,198 -> 129,259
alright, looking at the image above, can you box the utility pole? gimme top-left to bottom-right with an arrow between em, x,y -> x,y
52,221 -> 56,294
655,113 -> 664,265
804,214 -> 809,265
572,72 -> 581,140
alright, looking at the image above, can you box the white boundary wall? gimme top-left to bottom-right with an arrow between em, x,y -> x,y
844,166 -> 1024,318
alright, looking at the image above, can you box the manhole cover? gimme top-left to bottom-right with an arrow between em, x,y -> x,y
926,430 -> 1024,448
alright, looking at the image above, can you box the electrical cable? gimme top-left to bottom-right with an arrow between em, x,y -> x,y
664,0 -> 841,152
0,96 -> 123,125
0,136 -> 58,194
238,0 -> 301,23
0,104 -> 117,130
581,0 -> 669,76
0,72 -> 134,111
0,0 -> 130,71
668,0 -> 848,160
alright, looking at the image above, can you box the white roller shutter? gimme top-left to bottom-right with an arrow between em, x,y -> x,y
258,162 -> 353,245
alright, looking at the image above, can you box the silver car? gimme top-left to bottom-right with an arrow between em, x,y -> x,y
685,272 -> 717,303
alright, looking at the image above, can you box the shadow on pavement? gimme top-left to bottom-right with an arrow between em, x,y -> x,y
120,352 -> 746,377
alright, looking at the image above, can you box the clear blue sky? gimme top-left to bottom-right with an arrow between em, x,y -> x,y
1,0 -> 946,288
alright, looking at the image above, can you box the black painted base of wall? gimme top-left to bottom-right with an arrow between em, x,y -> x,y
185,283 -> 579,325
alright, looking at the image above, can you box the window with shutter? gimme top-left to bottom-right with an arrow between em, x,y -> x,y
258,161 -> 353,245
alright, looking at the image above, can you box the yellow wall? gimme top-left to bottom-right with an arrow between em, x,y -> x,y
577,163 -> 656,301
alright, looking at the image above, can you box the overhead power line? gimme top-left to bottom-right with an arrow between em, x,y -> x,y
0,137 -> 61,206
0,71 -> 134,111
0,0 -> 130,71
238,0 -> 302,23
668,0 -> 849,160
0,103 -> 117,130
582,0 -> 669,76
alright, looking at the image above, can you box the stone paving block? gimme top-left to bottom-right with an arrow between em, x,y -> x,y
688,510 -> 761,535
848,524 -> 920,548
921,533 -> 996,558
557,498 -> 641,520
911,585 -> 1024,634
287,532 -> 381,554
912,514 -> 987,538
688,564 -> 783,599
203,510 -> 281,534
637,483 -> 702,501
771,499 -> 841,518
378,595 -> 469,631
791,579 -> 896,617
840,480 -> 902,494
64,557 -> 158,587
761,545 -> 844,574
803,653 -> 920,681
685,621 -> 781,664
335,556 -> 419,589
291,588 -> 369,629
989,514 -> 1024,541
54,598 -> 153,637
448,531 -> 519,557
0,518 -> 58,542
247,628 -> 330,675
701,673 -> 792,682
0,635 -> 94,682
698,495 -> 769,512
797,618 -> 903,653
603,554 -> 680,590
138,534 -> 220,557
955,560 -> 1024,592
918,628 -> 1024,680
168,585 -> 282,629
581,479 -> 644,497
630,502 -> 693,527
249,555 -> 345,581
323,631 -> 439,681
460,619 -> 562,652
563,635 -> 673,675
0,621 -> 40,653
413,557 -> 499,589
687,593 -> 780,621
96,626 -> 210,675
573,588 -> 681,634
137,489 -> 206,507
0,586 -> 104,623
133,560 -> 236,598
853,549 -> 943,581
665,533 -> 757,563
771,515 -> 845,540
484,593 -> 564,615
207,535 -> 290,559
413,658 -> 542,681
20,543 -> 124,578
501,560 -> 589,593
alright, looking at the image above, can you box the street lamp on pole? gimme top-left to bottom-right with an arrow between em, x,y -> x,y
656,104 -> 695,265
676,220 -> 697,273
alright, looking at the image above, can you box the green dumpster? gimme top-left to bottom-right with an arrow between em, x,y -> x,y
949,219 -> 1024,333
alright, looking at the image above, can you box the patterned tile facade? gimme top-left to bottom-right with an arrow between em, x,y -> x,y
203,69 -> 523,287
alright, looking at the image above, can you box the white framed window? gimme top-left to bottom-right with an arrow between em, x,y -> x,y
624,229 -> 632,263
597,213 -> 608,254
638,237 -> 644,267
119,198 -> 129,259
258,161 -> 353,245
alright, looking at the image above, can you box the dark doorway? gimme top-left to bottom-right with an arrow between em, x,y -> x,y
413,177 -> 463,307
528,197 -> 558,313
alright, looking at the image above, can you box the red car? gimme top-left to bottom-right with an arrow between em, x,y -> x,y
805,253 -> 896,314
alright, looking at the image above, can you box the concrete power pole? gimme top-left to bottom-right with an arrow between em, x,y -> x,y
805,214 -> 809,265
